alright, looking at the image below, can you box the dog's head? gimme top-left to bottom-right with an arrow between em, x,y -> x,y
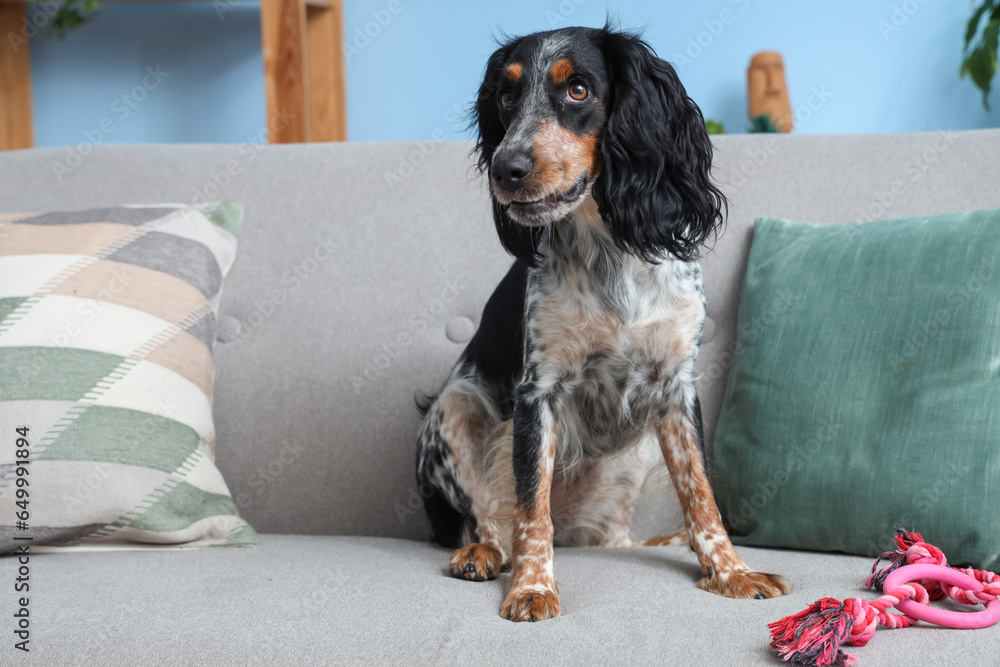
474,27 -> 725,266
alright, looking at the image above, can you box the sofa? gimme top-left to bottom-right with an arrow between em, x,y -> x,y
1,129 -> 998,666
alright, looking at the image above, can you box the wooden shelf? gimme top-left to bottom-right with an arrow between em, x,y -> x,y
0,0 -> 334,6
0,0 -> 346,150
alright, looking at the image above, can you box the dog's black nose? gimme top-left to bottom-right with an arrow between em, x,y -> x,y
491,152 -> 533,187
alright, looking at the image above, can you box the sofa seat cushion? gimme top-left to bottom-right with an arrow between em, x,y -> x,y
19,535 -> 993,665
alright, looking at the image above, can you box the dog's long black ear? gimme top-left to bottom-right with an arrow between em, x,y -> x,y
594,31 -> 726,263
473,42 -> 514,175
472,38 -> 544,267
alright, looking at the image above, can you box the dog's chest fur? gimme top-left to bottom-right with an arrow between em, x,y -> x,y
524,207 -> 705,463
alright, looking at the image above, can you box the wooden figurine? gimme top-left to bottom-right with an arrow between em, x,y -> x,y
748,51 -> 793,133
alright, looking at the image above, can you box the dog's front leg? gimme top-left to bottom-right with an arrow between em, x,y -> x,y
656,400 -> 791,599
499,383 -> 560,622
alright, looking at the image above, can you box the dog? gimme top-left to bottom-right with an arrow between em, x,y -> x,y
415,26 -> 791,622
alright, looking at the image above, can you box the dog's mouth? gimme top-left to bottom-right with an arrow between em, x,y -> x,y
505,176 -> 587,216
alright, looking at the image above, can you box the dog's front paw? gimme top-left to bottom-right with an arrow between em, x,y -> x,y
449,543 -> 507,581
500,585 -> 561,622
698,567 -> 791,599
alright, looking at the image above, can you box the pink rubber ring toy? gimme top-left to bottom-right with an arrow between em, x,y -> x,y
883,564 -> 1000,629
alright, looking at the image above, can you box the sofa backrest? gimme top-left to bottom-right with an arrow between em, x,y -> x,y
2,131 -> 998,540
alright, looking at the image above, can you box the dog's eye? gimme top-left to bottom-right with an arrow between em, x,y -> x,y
567,83 -> 588,102
501,92 -> 513,109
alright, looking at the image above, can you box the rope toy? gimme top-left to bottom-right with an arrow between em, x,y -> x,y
767,529 -> 1000,666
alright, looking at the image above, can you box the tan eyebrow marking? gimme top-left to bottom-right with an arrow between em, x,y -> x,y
550,59 -> 574,84
504,63 -> 523,82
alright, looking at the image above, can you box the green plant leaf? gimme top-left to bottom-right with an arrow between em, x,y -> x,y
705,119 -> 726,135
965,2 -> 992,49
962,18 -> 999,110
983,18 -> 999,109
28,0 -> 102,37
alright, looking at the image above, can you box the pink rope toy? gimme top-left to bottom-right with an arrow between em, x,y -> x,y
768,529 -> 1000,666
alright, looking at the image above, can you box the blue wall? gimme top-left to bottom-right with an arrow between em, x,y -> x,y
27,0 -> 997,147
29,3 -> 265,147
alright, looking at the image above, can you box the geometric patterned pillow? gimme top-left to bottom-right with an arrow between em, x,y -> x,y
0,203 -> 257,551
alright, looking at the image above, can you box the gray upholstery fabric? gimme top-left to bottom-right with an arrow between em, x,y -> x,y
2,132 -> 999,542
4,535 -> 996,666
2,132 -> 999,665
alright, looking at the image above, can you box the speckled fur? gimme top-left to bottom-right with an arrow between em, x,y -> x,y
418,199 -> 695,553
415,26 -> 790,622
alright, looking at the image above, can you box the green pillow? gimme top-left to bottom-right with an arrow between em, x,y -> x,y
714,209 -> 1000,570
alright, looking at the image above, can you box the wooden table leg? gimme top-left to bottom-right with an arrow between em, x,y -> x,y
0,3 -> 34,151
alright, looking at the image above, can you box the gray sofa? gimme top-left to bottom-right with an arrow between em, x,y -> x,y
1,130 -> 998,665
